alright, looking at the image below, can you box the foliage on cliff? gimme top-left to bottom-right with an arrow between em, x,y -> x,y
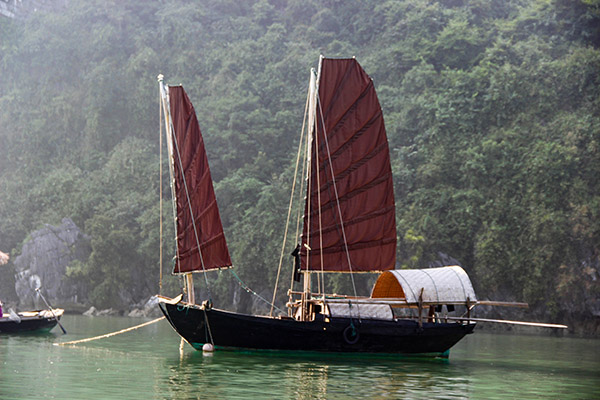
0,0 -> 598,328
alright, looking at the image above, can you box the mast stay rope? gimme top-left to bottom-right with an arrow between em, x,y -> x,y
269,83 -> 311,317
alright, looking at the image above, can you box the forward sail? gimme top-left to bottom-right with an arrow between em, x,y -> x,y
165,85 -> 232,273
301,58 -> 396,273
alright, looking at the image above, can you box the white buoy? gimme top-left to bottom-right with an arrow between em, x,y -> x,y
202,343 -> 215,353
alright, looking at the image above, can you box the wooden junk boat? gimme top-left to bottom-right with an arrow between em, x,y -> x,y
156,57 -> 566,356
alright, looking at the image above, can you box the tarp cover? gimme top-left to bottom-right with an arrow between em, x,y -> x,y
327,302 -> 393,320
371,266 -> 477,304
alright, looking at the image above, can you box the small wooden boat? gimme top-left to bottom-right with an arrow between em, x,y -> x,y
0,308 -> 64,334
1,252 -> 66,334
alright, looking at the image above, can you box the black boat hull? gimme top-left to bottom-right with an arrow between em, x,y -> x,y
0,314 -> 61,334
159,303 -> 475,355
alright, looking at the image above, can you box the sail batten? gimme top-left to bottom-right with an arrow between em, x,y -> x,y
301,58 -> 397,273
166,85 -> 232,274
318,81 -> 377,146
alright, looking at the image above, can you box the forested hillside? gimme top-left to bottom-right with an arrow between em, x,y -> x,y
0,0 -> 598,332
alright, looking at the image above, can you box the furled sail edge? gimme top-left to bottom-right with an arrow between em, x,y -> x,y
158,78 -> 182,274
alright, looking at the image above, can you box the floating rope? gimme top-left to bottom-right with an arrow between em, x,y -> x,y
54,317 -> 165,346
230,270 -> 287,315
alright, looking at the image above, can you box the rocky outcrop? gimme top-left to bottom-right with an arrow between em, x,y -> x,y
13,218 -> 91,308
127,296 -> 162,317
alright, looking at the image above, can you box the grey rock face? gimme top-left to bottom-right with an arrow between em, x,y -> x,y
13,218 -> 90,308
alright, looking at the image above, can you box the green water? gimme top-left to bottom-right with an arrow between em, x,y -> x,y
0,315 -> 598,399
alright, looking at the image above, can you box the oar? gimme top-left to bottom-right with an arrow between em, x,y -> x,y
35,287 -> 67,334
444,316 -> 568,329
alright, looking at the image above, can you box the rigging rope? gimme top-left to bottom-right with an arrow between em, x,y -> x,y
203,308 -> 215,346
315,90 -> 361,314
171,120 -> 212,298
269,86 -> 310,317
289,123 -> 309,290
314,91 -> 326,296
230,270 -> 286,315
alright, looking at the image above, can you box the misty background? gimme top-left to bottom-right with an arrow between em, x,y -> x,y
0,0 -> 598,333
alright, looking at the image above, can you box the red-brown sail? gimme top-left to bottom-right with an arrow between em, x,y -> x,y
168,86 -> 232,273
301,58 -> 396,272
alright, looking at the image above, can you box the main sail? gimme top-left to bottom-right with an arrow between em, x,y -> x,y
301,58 -> 396,272
166,85 -> 232,274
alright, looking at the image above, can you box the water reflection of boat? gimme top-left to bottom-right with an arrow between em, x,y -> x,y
0,308 -> 64,333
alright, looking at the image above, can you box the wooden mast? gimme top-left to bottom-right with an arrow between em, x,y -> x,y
300,63 -> 321,321
185,273 -> 195,304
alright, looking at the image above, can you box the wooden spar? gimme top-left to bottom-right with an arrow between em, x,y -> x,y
157,294 -> 183,305
287,295 -> 529,308
158,78 -> 180,274
35,287 -> 67,334
185,273 -> 195,304
417,288 -> 424,328
476,300 -> 529,308
444,316 -> 568,329
158,75 -> 164,295
301,270 -> 311,321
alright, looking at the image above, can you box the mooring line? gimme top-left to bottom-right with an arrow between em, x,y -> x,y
54,316 -> 165,346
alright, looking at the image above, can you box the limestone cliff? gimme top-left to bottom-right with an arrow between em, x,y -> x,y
13,218 -> 90,308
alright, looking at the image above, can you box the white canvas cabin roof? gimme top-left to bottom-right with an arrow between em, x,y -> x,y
371,266 -> 477,304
